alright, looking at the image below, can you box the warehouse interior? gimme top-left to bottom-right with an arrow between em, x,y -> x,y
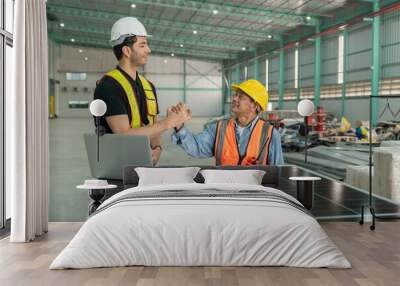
1,0 -> 400,285
43,0 -> 400,221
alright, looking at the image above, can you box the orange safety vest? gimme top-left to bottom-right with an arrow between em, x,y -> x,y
214,118 -> 274,166
104,69 -> 158,128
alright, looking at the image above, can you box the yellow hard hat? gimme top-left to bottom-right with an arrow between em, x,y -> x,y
231,79 -> 269,111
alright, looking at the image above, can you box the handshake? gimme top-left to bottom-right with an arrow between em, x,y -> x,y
165,102 -> 192,130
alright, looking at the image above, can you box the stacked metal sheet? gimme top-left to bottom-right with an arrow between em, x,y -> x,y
284,152 -> 347,180
308,146 -> 369,165
285,145 -> 370,180
345,165 -> 371,192
381,141 -> 400,147
373,147 -> 400,203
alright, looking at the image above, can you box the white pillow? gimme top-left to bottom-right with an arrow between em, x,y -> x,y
200,169 -> 266,185
135,167 -> 201,186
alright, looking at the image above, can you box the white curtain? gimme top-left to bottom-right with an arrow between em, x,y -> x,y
8,0 -> 49,242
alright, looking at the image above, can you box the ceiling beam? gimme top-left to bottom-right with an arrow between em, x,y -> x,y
48,33 -> 235,60
121,0 -> 319,26
47,21 -> 248,51
47,4 -> 276,40
49,30 -> 237,58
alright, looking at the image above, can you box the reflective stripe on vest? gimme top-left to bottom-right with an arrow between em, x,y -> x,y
138,74 -> 157,125
105,70 -> 157,128
214,118 -> 274,166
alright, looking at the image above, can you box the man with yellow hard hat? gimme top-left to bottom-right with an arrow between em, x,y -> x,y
171,79 -> 284,166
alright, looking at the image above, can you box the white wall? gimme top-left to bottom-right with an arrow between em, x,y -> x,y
185,59 -> 222,117
55,45 -> 115,117
52,43 -> 223,118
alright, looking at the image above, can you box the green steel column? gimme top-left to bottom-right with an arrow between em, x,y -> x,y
314,23 -> 321,108
253,51 -> 259,80
371,0 -> 381,127
221,63 -> 225,115
296,47 -> 300,103
341,29 -> 348,118
228,68 -> 232,104
183,58 -> 187,103
235,63 -> 240,83
278,39 -> 285,109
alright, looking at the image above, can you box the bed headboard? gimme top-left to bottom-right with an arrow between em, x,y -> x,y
123,165 -> 280,188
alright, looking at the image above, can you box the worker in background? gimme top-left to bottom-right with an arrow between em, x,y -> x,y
355,120 -> 368,140
171,79 -> 284,166
94,17 -> 189,165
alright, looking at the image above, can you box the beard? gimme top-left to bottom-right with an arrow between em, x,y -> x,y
129,50 -> 147,67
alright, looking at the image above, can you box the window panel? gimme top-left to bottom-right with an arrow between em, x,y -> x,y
68,101 -> 89,109
66,72 -> 87,81
0,0 -> 3,29
5,43 -> 13,220
5,0 -> 14,33
0,36 -> 4,228
1,0 -> 13,229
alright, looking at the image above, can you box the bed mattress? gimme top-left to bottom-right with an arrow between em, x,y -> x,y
50,183 -> 351,269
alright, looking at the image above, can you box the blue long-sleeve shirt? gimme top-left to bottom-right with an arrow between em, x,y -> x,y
171,116 -> 284,165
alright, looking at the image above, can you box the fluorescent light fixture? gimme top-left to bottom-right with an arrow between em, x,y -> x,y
78,49 -> 83,53
180,44 -> 184,48
60,22 -> 65,27
193,30 -> 198,34
306,16 -> 311,20
242,47 -> 246,51
267,34 -> 272,39
213,10 -> 218,15
131,4 -> 136,8
171,53 -> 175,57
70,38 -> 75,42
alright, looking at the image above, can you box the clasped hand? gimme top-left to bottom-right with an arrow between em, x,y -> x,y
165,102 -> 192,129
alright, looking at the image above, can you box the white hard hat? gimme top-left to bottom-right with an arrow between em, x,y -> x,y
110,17 -> 151,47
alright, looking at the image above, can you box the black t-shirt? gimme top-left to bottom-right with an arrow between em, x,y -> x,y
93,66 -> 159,133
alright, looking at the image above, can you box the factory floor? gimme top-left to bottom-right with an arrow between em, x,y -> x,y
49,117 -> 213,222
49,117 -> 400,222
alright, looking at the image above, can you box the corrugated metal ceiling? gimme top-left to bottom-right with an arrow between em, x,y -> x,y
46,0 -> 374,61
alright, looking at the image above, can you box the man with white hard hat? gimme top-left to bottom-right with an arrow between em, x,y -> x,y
94,17 -> 190,165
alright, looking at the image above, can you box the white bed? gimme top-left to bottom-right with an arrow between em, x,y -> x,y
50,183 -> 351,269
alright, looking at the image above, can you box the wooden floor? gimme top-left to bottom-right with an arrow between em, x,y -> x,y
0,222 -> 399,286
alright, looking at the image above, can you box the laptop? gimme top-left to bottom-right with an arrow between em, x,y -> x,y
84,133 -> 153,180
